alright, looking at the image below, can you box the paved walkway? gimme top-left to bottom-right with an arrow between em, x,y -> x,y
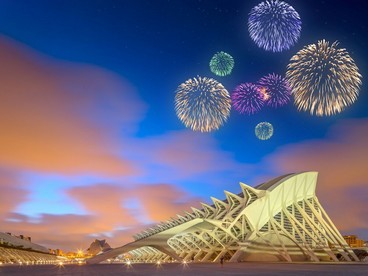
0,262 -> 367,275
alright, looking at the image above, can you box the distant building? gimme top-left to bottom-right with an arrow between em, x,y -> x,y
17,235 -> 31,242
55,249 -> 63,256
343,235 -> 365,248
0,232 -> 47,253
0,231 -> 58,264
87,239 -> 112,256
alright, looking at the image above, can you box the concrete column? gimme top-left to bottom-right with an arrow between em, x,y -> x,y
201,250 -> 214,262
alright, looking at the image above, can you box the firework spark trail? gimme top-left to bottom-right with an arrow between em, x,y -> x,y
175,76 -> 231,132
258,73 -> 291,107
248,0 -> 301,52
210,51 -> 234,76
255,122 -> 273,140
286,40 -> 362,116
231,83 -> 264,115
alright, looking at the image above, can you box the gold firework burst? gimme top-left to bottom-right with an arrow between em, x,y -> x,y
286,40 -> 362,116
175,76 -> 231,132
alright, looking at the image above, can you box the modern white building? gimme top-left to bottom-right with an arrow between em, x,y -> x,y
87,172 -> 358,264
0,232 -> 59,264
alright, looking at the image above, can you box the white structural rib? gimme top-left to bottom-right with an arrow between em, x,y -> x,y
87,172 -> 358,264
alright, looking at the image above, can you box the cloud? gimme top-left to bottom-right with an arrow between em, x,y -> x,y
67,184 -> 138,228
3,213 -> 101,250
2,182 -> 202,251
4,119 -> 367,250
0,36 -> 254,251
2,34 -> 366,253
0,170 -> 29,217
130,184 -> 202,222
0,35 -> 145,176
67,182 -> 202,225
264,118 -> 368,236
128,130 -> 252,181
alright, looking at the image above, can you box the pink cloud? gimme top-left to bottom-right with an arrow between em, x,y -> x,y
129,130 -> 252,179
0,35 -> 253,251
130,184 -> 202,222
264,118 -> 368,235
1,182 -> 202,251
0,170 -> 29,218
67,184 -> 138,228
0,36 -> 145,176
3,213 -> 101,250
3,210 -> 136,251
67,182 -> 202,225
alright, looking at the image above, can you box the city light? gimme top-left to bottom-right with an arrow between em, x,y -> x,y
57,261 -> 64,267
77,249 -> 84,257
124,259 -> 133,269
182,260 -> 189,269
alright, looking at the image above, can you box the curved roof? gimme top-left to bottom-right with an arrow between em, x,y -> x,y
255,173 -> 295,191
87,172 -> 319,264
0,232 -> 49,253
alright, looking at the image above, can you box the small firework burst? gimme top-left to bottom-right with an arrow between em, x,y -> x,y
231,83 -> 264,115
257,73 -> 292,107
255,122 -> 273,140
248,0 -> 301,52
175,76 -> 231,132
258,86 -> 270,101
209,51 -> 235,76
286,40 -> 362,116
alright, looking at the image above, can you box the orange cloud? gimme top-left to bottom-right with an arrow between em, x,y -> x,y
67,183 -> 202,225
264,118 -> 368,235
0,36 -> 145,176
129,130 -> 251,179
67,184 -> 138,228
0,170 -> 29,217
131,184 -> 202,222
3,213 -> 103,250
2,182 -> 202,251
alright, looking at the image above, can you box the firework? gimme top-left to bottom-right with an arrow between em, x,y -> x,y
258,86 -> 270,101
255,122 -> 273,140
209,51 -> 235,76
248,0 -> 301,52
257,73 -> 291,107
286,40 -> 362,116
175,76 -> 231,132
231,83 -> 264,115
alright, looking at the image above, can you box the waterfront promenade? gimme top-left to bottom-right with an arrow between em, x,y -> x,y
0,262 -> 367,276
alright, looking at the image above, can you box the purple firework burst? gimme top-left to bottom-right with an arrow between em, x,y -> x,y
231,83 -> 264,115
257,73 -> 292,108
248,0 -> 301,52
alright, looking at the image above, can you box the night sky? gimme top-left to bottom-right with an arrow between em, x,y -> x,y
0,0 -> 367,251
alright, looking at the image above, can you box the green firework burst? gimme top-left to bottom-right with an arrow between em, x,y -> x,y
209,51 -> 234,76
255,122 -> 273,140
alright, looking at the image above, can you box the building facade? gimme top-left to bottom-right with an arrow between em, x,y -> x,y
87,239 -> 112,256
87,172 -> 358,264
0,232 -> 59,264
343,235 -> 365,248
